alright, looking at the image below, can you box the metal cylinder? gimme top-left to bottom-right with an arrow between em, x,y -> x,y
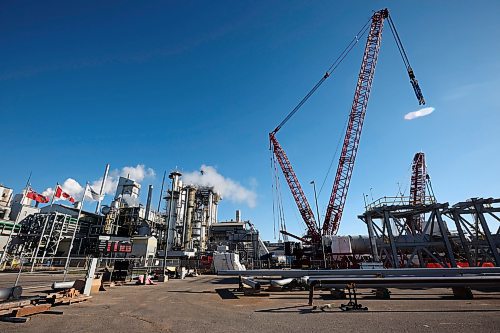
51,281 -> 75,290
242,277 -> 261,290
0,286 -> 22,301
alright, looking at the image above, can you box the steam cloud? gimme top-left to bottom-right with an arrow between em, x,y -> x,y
42,164 -> 155,202
183,165 -> 257,208
120,194 -> 140,207
404,107 -> 435,120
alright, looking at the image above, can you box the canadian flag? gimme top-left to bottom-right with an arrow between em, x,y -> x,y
26,188 -> 50,203
55,185 -> 76,203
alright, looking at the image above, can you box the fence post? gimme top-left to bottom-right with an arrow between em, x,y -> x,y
83,257 -> 98,296
14,255 -> 24,287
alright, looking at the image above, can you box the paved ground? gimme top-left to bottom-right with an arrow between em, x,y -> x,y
1,275 -> 499,332
0,271 -> 86,291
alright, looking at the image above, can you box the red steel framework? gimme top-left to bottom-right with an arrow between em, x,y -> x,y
322,9 -> 388,236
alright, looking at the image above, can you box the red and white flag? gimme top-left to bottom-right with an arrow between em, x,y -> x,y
55,185 -> 76,203
26,188 -> 50,203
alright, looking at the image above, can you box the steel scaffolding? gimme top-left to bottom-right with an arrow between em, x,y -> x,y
444,198 -> 500,267
360,197 -> 500,268
359,197 -> 457,268
7,212 -> 77,261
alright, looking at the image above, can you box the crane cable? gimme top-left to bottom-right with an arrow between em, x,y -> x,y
269,15 -> 372,236
387,14 -> 412,70
387,14 -> 426,105
270,149 -> 278,239
318,118 -> 348,197
272,16 -> 372,135
270,148 -> 289,240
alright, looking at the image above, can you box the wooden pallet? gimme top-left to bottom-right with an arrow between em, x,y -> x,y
13,304 -> 52,317
0,298 -> 53,322
46,288 -> 92,305
0,297 -> 39,316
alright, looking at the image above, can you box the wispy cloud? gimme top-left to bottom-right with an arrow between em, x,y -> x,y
404,107 -> 435,120
183,165 -> 257,208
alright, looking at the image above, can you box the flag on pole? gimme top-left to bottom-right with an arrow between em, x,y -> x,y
54,185 -> 76,203
26,188 -> 50,203
86,185 -> 103,201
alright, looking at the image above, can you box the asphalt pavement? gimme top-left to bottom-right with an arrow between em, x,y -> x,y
0,275 -> 499,332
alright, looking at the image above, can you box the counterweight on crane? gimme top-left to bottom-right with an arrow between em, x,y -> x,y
270,8 -> 425,244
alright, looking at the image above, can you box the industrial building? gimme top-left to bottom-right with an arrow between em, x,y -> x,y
0,170 -> 269,270
0,185 -> 13,220
163,171 -> 220,253
208,211 -> 269,262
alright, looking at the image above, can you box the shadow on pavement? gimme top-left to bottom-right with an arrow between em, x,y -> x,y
215,288 -> 239,299
210,277 -> 239,285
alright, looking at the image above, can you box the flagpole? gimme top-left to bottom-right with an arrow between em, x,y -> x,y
50,182 -> 59,207
41,183 -> 60,264
63,183 -> 87,281
95,164 -> 110,214
0,172 -> 32,267
157,170 -> 166,212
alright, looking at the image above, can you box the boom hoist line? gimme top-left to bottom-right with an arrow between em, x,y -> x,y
269,15 -> 373,243
271,8 -> 425,243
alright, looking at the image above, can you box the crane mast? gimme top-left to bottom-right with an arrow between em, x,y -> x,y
322,9 -> 388,236
408,152 -> 427,231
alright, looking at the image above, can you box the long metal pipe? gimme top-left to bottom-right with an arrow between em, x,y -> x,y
218,267 -> 500,278
307,275 -> 500,305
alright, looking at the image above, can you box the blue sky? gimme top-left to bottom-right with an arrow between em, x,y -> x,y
1,1 -> 499,240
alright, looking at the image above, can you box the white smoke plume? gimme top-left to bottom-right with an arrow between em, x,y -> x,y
404,107 -> 435,120
120,194 -> 140,207
42,164 -> 155,202
183,165 -> 257,208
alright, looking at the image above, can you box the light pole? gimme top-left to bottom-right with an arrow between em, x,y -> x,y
310,180 -> 326,268
310,181 -> 321,231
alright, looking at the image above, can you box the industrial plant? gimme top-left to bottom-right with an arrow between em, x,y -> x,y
0,3 -> 498,331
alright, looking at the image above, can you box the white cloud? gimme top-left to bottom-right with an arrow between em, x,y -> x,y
43,164 -> 155,203
404,107 -> 435,120
42,178 -> 84,201
183,165 -> 257,208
